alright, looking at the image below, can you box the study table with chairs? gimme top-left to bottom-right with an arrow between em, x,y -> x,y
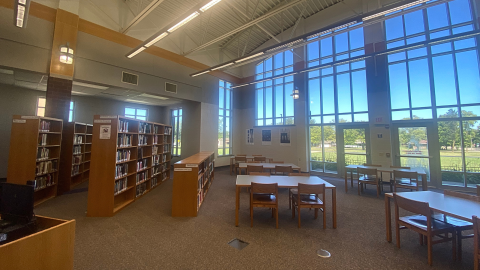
230,155 -> 273,175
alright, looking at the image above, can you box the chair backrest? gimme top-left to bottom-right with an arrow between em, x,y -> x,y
444,190 -> 480,202
289,172 -> 310,176
254,156 -> 266,162
251,182 -> 278,194
236,154 -> 247,156
357,167 -> 377,178
477,185 -> 480,197
363,164 -> 381,167
298,183 -> 325,196
390,165 -> 410,169
271,161 -> 284,163
247,165 -> 263,174
393,193 -> 430,217
235,156 -> 246,163
252,155 -> 262,157
275,165 -> 292,174
249,172 -> 270,176
393,170 -> 418,183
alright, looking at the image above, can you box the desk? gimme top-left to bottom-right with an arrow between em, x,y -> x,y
238,162 -> 301,175
235,175 -> 336,228
230,156 -> 273,174
344,165 -> 428,193
384,191 -> 480,242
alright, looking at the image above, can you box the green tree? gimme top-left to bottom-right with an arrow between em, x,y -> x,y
438,109 -> 460,151
310,126 -> 322,147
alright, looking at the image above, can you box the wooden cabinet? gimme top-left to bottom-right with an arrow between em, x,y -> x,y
172,152 -> 215,217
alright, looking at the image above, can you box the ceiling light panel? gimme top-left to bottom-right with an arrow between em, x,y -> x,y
200,0 -> 221,12
235,52 -> 264,63
363,0 -> 430,21
127,47 -> 146,58
168,12 -> 199,33
145,32 -> 168,47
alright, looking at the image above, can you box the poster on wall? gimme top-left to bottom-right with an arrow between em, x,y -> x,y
279,128 -> 291,146
246,129 -> 254,145
262,130 -> 271,145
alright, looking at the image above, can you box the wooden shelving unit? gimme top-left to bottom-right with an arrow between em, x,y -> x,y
58,122 -> 93,194
7,115 -> 63,206
87,115 -> 172,217
172,151 -> 215,217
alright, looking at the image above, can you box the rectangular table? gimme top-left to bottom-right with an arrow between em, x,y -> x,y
344,165 -> 428,193
238,162 -> 301,175
384,191 -> 480,242
230,156 -> 273,174
235,175 -> 336,228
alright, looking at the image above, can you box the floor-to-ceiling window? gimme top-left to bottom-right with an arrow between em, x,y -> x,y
386,0 -> 480,188
307,24 -> 368,173
171,108 -> 182,157
255,50 -> 294,126
218,80 -> 232,156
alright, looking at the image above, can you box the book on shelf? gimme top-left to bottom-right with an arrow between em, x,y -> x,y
74,135 -> 83,144
163,144 -> 169,153
71,164 -> 80,176
163,136 -> 168,144
138,135 -> 147,146
40,120 -> 50,132
162,155 -> 166,162
153,155 -> 160,165
164,126 -> 172,135
39,134 -> 48,146
37,147 -> 50,160
136,182 -> 147,197
136,171 -> 148,184
115,163 -> 128,179
162,172 -> 167,181
36,160 -> 57,175
138,148 -> 144,159
153,136 -> 158,145
136,158 -> 148,171
151,177 -> 158,187
116,149 -> 131,162
139,122 -> 151,134
117,134 -> 132,147
152,146 -> 158,155
114,178 -> 128,195
118,119 -> 129,132
73,155 -> 82,164
34,173 -> 54,190
73,145 -> 82,155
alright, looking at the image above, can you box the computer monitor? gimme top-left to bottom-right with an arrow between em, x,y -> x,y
0,183 -> 34,223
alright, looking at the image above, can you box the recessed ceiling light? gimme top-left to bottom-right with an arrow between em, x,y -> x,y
73,81 -> 109,90
139,93 -> 169,100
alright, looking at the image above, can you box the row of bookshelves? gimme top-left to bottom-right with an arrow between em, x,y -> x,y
118,119 -> 172,135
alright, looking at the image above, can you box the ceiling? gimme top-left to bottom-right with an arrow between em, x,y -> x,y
91,0 -> 344,67
0,67 -> 182,106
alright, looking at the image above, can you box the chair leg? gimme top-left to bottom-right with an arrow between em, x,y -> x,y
427,234 -> 432,266
358,183 -> 361,195
271,208 -> 274,218
452,231 -> 456,262
323,208 -> 326,229
275,207 -> 278,229
396,220 -> 401,248
376,184 -> 380,198
250,205 -> 253,227
292,202 -> 295,218
314,208 -> 318,219
298,208 -> 301,228
288,191 -> 291,210
457,230 -> 462,261
419,233 -> 424,246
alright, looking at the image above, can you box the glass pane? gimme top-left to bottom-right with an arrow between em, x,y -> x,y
438,120 -> 463,185
438,107 -> 459,118
389,63 -> 409,109
309,116 -> 321,124
274,53 -> 283,69
408,59 -> 431,108
401,157 -> 430,181
275,85 -> 283,118
225,117 -> 230,149
322,76 -> 335,114
337,73 -> 351,113
388,52 -> 406,63
125,108 -> 135,116
456,50 -> 480,105
69,101 -> 74,110
218,116 -> 223,149
323,115 -> 335,124
385,16 -> 404,41
265,87 -> 273,118
467,174 -> 480,188
430,29 -> 450,39
323,125 -> 337,173
431,42 -> 452,54
137,109 -> 147,116
462,106 -> 480,117
308,70 -> 320,78
309,78 -> 320,116
285,50 -> 293,66
69,111 -> 73,122
38,98 -> 46,107
427,4 -> 449,30
37,107 -> 45,117
464,119 -> 480,176
256,119 -> 263,126
433,54 -> 458,106
226,89 -> 231,110
351,60 -> 365,70
179,109 -> 183,116
412,109 -> 432,119
265,58 -> 272,71
404,10 -> 425,36
454,38 -> 476,50
338,114 -> 352,123
352,70 -> 368,112
285,117 -> 294,125
406,35 -> 425,45
308,41 -> 319,61
310,126 -> 323,162
354,113 -> 369,122
336,64 -> 349,73
407,48 -> 427,58
452,24 -> 474,34
284,83 -> 294,118
320,37 -> 333,57
448,0 -> 472,25
255,63 -> 264,74
137,116 -> 146,121
256,89 -> 263,120
344,128 -> 366,155
219,88 -> 224,109
349,28 -> 364,50
392,110 -> 411,121
398,127 -> 428,156
265,119 -> 273,125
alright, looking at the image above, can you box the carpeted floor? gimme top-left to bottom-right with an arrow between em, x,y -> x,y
35,167 -> 474,270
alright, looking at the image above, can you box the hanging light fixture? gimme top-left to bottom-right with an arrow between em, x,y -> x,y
291,89 -> 300,100
59,43 -> 74,64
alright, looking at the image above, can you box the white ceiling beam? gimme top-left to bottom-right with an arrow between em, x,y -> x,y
183,0 -> 307,56
121,0 -> 166,34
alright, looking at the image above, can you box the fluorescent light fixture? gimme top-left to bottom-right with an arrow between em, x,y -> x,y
200,0 -> 221,12
19,0 -> 26,4
0,68 -> 14,75
191,70 -> 211,77
145,32 -> 168,47
235,52 -> 265,63
125,99 -> 151,105
307,21 -> 357,40
139,93 -> 169,100
71,91 -> 91,95
291,89 -> 299,100
73,81 -> 109,90
231,83 -> 250,88
211,62 -> 234,71
362,0 -> 430,21
127,47 -> 146,58
168,12 -> 199,33
266,39 -> 304,53
16,5 -> 25,27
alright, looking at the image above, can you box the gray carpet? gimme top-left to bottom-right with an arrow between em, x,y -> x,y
35,167 -> 474,269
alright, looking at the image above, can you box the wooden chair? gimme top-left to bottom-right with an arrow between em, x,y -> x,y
254,156 -> 266,162
477,185 -> 480,196
386,166 -> 410,191
473,215 -> 480,270
252,154 -> 262,156
246,165 -> 263,175
289,172 -> 310,176
234,156 -> 246,175
271,161 -> 284,163
273,165 -> 292,175
249,172 -> 270,176
441,190 -> 480,261
363,164 -> 381,167
250,182 -> 279,228
288,173 -> 310,209
393,170 -> 419,192
393,193 -> 456,266
291,183 -> 326,228
357,167 -> 380,197
236,154 -> 247,156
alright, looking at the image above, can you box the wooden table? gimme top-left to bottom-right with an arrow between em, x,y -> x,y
237,162 -> 301,175
384,191 -> 480,242
235,175 -> 337,228
230,156 -> 273,174
344,165 -> 428,193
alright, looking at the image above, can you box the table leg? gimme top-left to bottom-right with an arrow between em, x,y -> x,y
332,188 -> 337,229
385,195 -> 392,242
350,171 -> 354,187
230,159 -> 233,175
422,175 -> 428,191
344,170 -> 348,193
235,185 -> 240,226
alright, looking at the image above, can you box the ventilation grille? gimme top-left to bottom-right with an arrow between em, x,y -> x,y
165,82 -> 177,94
122,72 -> 138,85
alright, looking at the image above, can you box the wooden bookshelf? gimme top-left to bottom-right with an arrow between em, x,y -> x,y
58,122 -> 93,194
87,115 -> 172,217
172,151 -> 215,217
7,115 -> 63,206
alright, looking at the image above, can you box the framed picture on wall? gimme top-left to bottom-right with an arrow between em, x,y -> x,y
280,128 -> 290,146
262,130 -> 271,145
246,128 -> 254,145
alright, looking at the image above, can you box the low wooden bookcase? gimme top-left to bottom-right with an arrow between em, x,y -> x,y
172,152 -> 215,217
7,115 -> 63,206
87,115 -> 172,217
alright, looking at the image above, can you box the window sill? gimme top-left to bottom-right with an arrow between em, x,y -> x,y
254,124 -> 296,128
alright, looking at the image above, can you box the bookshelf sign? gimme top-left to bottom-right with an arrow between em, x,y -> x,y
185,164 -> 197,167
13,119 -> 26,123
100,125 -> 111,139
174,168 -> 192,172
100,116 -> 117,119
94,119 -> 111,123
21,116 -> 39,119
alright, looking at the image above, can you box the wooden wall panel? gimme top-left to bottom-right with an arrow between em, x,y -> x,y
49,9 -> 79,79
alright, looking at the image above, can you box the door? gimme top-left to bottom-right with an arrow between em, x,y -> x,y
337,125 -> 371,175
